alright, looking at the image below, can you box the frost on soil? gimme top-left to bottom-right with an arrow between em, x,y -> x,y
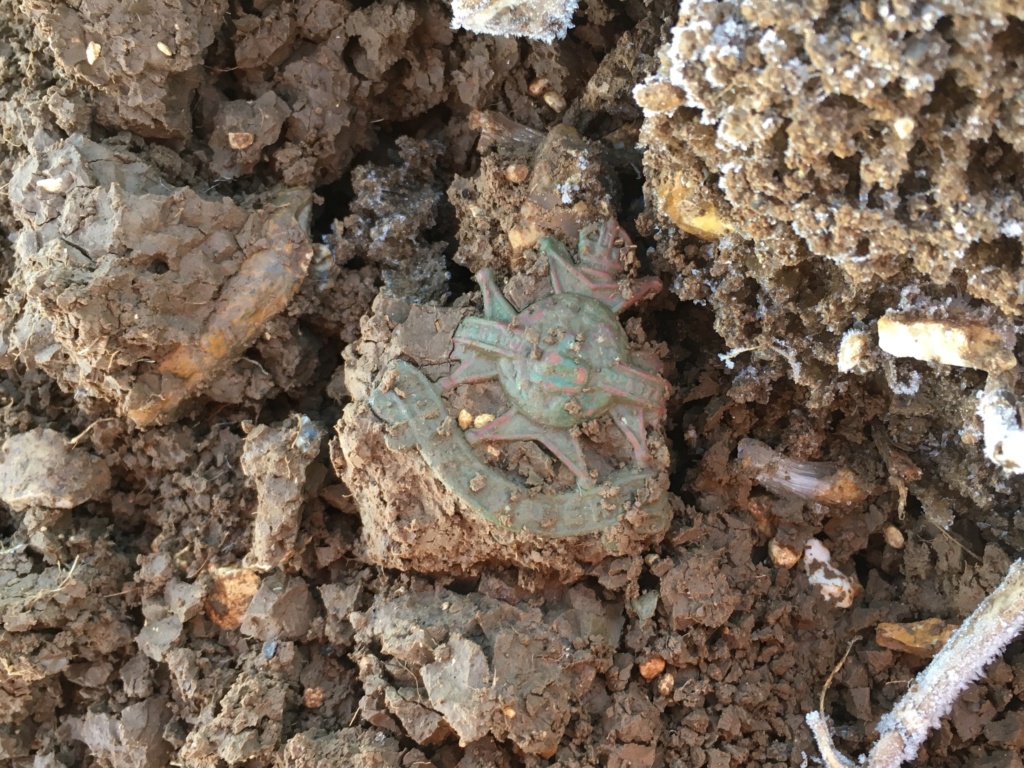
449,0 -> 579,44
638,1 -> 1024,546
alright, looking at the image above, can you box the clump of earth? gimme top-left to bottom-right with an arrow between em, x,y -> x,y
2,1 -> 1023,767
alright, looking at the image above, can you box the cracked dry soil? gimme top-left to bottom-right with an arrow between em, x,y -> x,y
2,1 -> 1024,767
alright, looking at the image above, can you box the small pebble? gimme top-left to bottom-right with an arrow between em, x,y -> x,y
504,163 -> 530,184
893,117 -> 916,140
543,91 -> 567,112
639,656 -> 666,680
36,178 -> 64,193
883,523 -> 905,549
656,672 -> 675,697
528,78 -> 550,96
768,538 -> 801,569
228,131 -> 255,150
303,687 -> 325,708
876,617 -> 956,657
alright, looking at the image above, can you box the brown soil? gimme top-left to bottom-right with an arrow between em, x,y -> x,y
1,1 -> 1023,767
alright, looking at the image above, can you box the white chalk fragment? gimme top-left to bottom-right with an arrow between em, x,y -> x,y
837,327 -> 874,373
979,379 -> 1024,475
804,539 -> 859,609
86,41 -> 102,66
449,0 -> 579,44
893,116 -> 916,140
36,178 -> 64,193
877,313 -> 1016,373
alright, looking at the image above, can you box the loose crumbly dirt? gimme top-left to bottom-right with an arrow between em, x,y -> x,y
2,1 -> 1023,767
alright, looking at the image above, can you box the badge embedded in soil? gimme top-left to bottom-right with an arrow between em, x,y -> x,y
370,218 -> 670,537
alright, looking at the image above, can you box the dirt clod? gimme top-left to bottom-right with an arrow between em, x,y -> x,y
241,415 -> 325,572
239,573 -> 316,642
0,428 -> 110,511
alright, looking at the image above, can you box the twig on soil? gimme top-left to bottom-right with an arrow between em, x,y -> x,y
806,711 -> 855,768
806,639 -> 861,768
923,519 -> 981,563
25,555 -> 80,604
819,638 -> 860,715
807,558 -> 1024,768
394,659 -> 424,701
69,417 -> 118,446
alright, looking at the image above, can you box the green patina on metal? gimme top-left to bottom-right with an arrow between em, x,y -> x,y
369,219 -> 671,537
